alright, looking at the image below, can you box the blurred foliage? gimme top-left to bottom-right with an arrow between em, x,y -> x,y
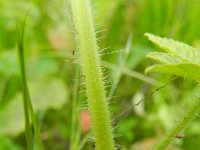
0,0 -> 200,149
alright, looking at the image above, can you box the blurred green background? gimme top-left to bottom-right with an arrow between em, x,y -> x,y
1,0 -> 200,149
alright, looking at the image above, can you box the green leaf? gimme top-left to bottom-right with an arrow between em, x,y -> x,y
145,33 -> 200,82
145,33 -> 200,64
146,52 -> 189,64
146,63 -> 200,82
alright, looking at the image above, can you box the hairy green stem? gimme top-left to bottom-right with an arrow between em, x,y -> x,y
153,99 -> 200,150
70,0 -> 115,149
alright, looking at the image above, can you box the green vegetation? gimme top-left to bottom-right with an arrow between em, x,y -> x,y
17,18 -> 44,150
1,0 -> 200,149
145,33 -> 200,149
70,0 -> 114,149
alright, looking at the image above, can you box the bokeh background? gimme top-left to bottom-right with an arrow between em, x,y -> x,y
1,0 -> 200,149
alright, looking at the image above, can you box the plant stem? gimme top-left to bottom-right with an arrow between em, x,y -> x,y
18,20 -> 33,150
70,0 -> 115,149
70,66 -> 80,150
102,61 -> 161,86
153,98 -> 200,150
17,17 -> 44,150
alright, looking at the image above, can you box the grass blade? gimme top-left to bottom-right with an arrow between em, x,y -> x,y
17,14 -> 44,150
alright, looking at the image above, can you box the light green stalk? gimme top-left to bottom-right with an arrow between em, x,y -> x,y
17,16 -> 44,150
70,0 -> 115,150
153,99 -> 200,150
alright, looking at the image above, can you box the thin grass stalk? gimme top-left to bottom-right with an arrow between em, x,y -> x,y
18,19 -> 33,150
70,66 -> 80,150
153,98 -> 200,150
17,17 -> 44,150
